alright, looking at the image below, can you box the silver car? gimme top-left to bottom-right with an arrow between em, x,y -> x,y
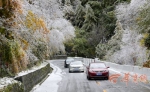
69,61 -> 84,73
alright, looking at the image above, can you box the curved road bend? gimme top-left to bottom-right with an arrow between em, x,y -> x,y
35,60 -> 150,92
49,60 -> 150,92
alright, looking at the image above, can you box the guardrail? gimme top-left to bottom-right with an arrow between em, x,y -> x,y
83,58 -> 150,80
53,55 -> 67,59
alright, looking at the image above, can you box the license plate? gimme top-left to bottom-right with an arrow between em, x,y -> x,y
96,72 -> 102,75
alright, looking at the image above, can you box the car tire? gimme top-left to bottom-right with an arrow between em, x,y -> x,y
105,77 -> 109,80
69,69 -> 71,73
87,76 -> 91,80
80,71 -> 84,73
66,65 -> 68,68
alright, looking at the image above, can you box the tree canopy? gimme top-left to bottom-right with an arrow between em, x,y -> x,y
63,0 -> 130,58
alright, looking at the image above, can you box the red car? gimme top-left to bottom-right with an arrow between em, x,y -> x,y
86,62 -> 109,80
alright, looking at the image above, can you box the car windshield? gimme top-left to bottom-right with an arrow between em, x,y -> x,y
70,61 -> 82,65
66,58 -> 74,63
90,63 -> 106,69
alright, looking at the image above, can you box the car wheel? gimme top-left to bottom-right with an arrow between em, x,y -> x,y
87,76 -> 91,80
105,77 -> 109,80
66,65 -> 68,68
69,69 -> 71,73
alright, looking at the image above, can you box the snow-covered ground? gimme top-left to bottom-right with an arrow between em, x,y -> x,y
0,77 -> 19,90
31,61 -> 63,92
0,61 -> 49,90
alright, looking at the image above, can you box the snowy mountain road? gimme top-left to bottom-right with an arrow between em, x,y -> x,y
33,59 -> 150,92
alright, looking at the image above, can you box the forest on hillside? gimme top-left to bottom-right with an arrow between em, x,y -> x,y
0,0 -> 75,77
63,0 -> 130,57
63,0 -> 150,67
1,0 -> 150,77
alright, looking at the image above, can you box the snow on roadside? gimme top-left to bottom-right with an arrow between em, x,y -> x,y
0,61 -> 49,90
31,62 -> 63,92
0,77 -> 19,89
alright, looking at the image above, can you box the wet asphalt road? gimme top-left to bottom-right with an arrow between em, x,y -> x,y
51,60 -> 150,92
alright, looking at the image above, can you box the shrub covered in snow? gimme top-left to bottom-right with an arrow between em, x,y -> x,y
0,0 -> 75,75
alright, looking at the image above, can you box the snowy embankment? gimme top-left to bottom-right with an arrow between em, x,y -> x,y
31,61 -> 63,92
0,61 -> 49,91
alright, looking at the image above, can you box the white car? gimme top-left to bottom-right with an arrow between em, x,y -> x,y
69,61 -> 84,73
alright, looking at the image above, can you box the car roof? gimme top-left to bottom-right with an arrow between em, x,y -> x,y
70,61 -> 82,63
